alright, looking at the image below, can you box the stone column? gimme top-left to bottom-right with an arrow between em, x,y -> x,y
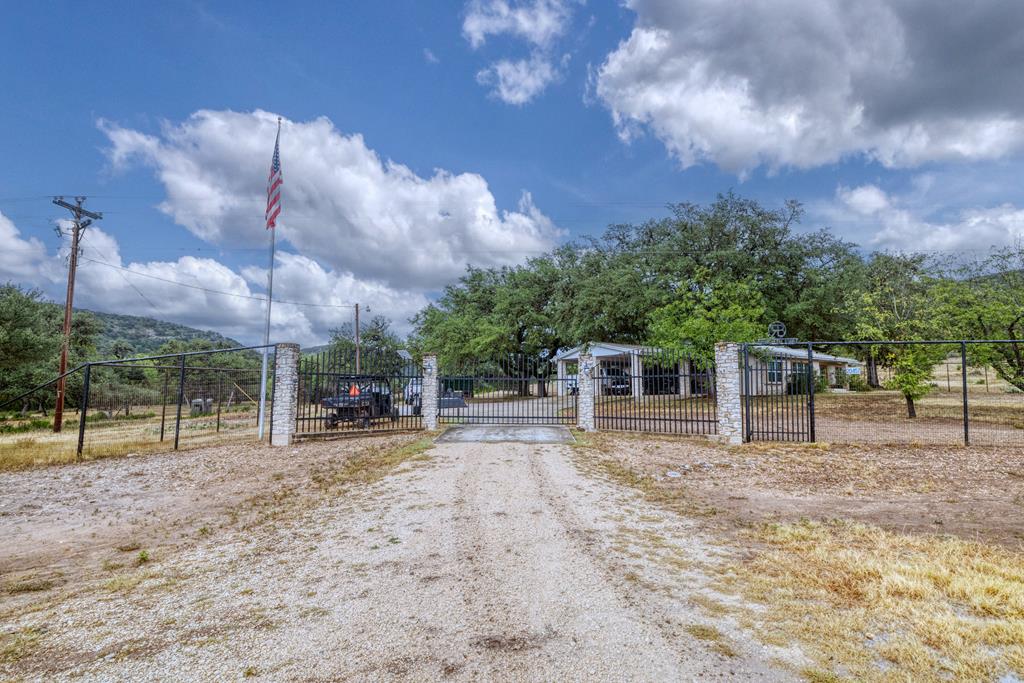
270,343 -> 300,447
714,342 -> 743,445
422,354 -> 439,431
577,353 -> 596,432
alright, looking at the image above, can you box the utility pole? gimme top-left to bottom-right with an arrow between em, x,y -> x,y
354,303 -> 361,374
52,196 -> 102,433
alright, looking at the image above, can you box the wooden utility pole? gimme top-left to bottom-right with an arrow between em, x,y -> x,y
52,196 -> 102,433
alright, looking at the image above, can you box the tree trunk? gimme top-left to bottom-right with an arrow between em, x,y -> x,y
905,394 -> 917,419
867,356 -> 881,388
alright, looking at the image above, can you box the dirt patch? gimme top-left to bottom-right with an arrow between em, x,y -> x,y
578,432 -> 1024,547
0,432 -> 424,581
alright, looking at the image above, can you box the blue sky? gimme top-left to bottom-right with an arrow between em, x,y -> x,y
3,1 -> 1024,345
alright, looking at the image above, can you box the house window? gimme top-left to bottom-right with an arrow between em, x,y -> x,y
767,360 -> 784,383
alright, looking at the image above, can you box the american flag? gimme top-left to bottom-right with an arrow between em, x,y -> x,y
265,122 -> 282,229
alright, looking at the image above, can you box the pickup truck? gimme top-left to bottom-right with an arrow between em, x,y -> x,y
321,377 -> 399,429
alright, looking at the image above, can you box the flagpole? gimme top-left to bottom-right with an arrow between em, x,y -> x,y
257,117 -> 281,441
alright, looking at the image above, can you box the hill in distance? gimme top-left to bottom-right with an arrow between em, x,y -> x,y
83,309 -> 244,357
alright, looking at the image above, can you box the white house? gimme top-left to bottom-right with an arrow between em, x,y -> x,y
553,342 -> 863,397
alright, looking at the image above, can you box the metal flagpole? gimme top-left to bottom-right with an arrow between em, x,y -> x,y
257,117 -> 282,441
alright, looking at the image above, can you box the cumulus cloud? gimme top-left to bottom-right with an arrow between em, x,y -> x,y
827,183 -> 1024,252
100,110 -> 561,290
476,53 -> 560,105
0,212 -> 56,285
463,0 -> 578,104
0,210 -> 430,346
463,0 -> 573,48
595,0 -> 1024,174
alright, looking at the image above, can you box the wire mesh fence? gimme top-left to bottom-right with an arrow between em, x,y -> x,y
593,347 -> 717,435
0,347 -> 273,467
437,355 -> 577,425
296,347 -> 423,436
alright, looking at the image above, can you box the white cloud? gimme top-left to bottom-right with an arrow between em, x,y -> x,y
0,210 -> 430,346
596,0 -> 1024,175
827,183 -> 1024,252
463,0 -> 573,49
100,110 -> 561,290
423,48 -> 440,64
477,53 -> 559,105
463,0 -> 579,104
0,212 -> 56,285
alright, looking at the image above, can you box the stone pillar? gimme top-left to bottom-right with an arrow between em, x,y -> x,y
577,353 -> 596,431
714,342 -> 743,445
270,343 -> 300,447
422,354 -> 439,431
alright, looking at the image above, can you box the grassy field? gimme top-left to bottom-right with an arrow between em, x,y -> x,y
0,405 -> 260,471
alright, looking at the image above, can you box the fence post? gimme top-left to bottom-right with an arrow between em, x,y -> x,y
807,343 -> 816,443
270,343 -> 299,446
159,370 -> 168,442
714,342 -> 743,444
174,354 -> 185,450
961,341 -> 969,446
577,352 -> 596,431
422,354 -> 439,430
76,364 -> 91,460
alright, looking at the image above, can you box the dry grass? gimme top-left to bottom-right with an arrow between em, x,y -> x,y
0,410 -> 261,471
719,519 -> 1024,682
310,436 -> 435,490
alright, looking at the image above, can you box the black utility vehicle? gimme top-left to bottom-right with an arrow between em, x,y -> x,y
321,376 -> 399,429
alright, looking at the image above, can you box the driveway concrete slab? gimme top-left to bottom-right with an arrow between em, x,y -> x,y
435,424 -> 576,444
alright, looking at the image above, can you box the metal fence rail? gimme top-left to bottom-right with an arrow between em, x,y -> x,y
593,348 -> 717,435
296,347 -> 423,436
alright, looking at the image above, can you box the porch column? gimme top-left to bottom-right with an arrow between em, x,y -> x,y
557,359 -> 567,397
678,358 -> 691,397
630,352 -> 644,398
714,342 -> 743,444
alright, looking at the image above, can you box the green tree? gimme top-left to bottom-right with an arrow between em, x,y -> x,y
648,274 -> 766,366
931,246 -> 1024,390
850,253 -> 942,417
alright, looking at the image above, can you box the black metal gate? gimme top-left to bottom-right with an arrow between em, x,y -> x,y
437,355 -> 577,425
742,343 -> 815,442
296,347 -> 422,436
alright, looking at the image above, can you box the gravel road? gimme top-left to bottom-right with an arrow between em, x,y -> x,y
1,433 -> 797,681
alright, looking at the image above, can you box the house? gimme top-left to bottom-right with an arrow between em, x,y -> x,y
743,346 -> 863,394
553,343 -> 713,398
553,342 -> 863,397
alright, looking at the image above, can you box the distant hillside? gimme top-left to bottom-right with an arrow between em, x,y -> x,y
83,309 -> 244,356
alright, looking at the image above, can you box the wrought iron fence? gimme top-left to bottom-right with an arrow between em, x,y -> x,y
593,347 -> 717,435
0,346 -> 273,464
296,347 -> 422,435
438,354 -> 577,425
745,340 -> 1024,446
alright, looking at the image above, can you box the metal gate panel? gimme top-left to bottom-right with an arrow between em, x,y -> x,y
437,355 -> 577,425
742,344 -> 814,442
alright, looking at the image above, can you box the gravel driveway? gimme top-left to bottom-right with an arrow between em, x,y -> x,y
0,432 -> 796,681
